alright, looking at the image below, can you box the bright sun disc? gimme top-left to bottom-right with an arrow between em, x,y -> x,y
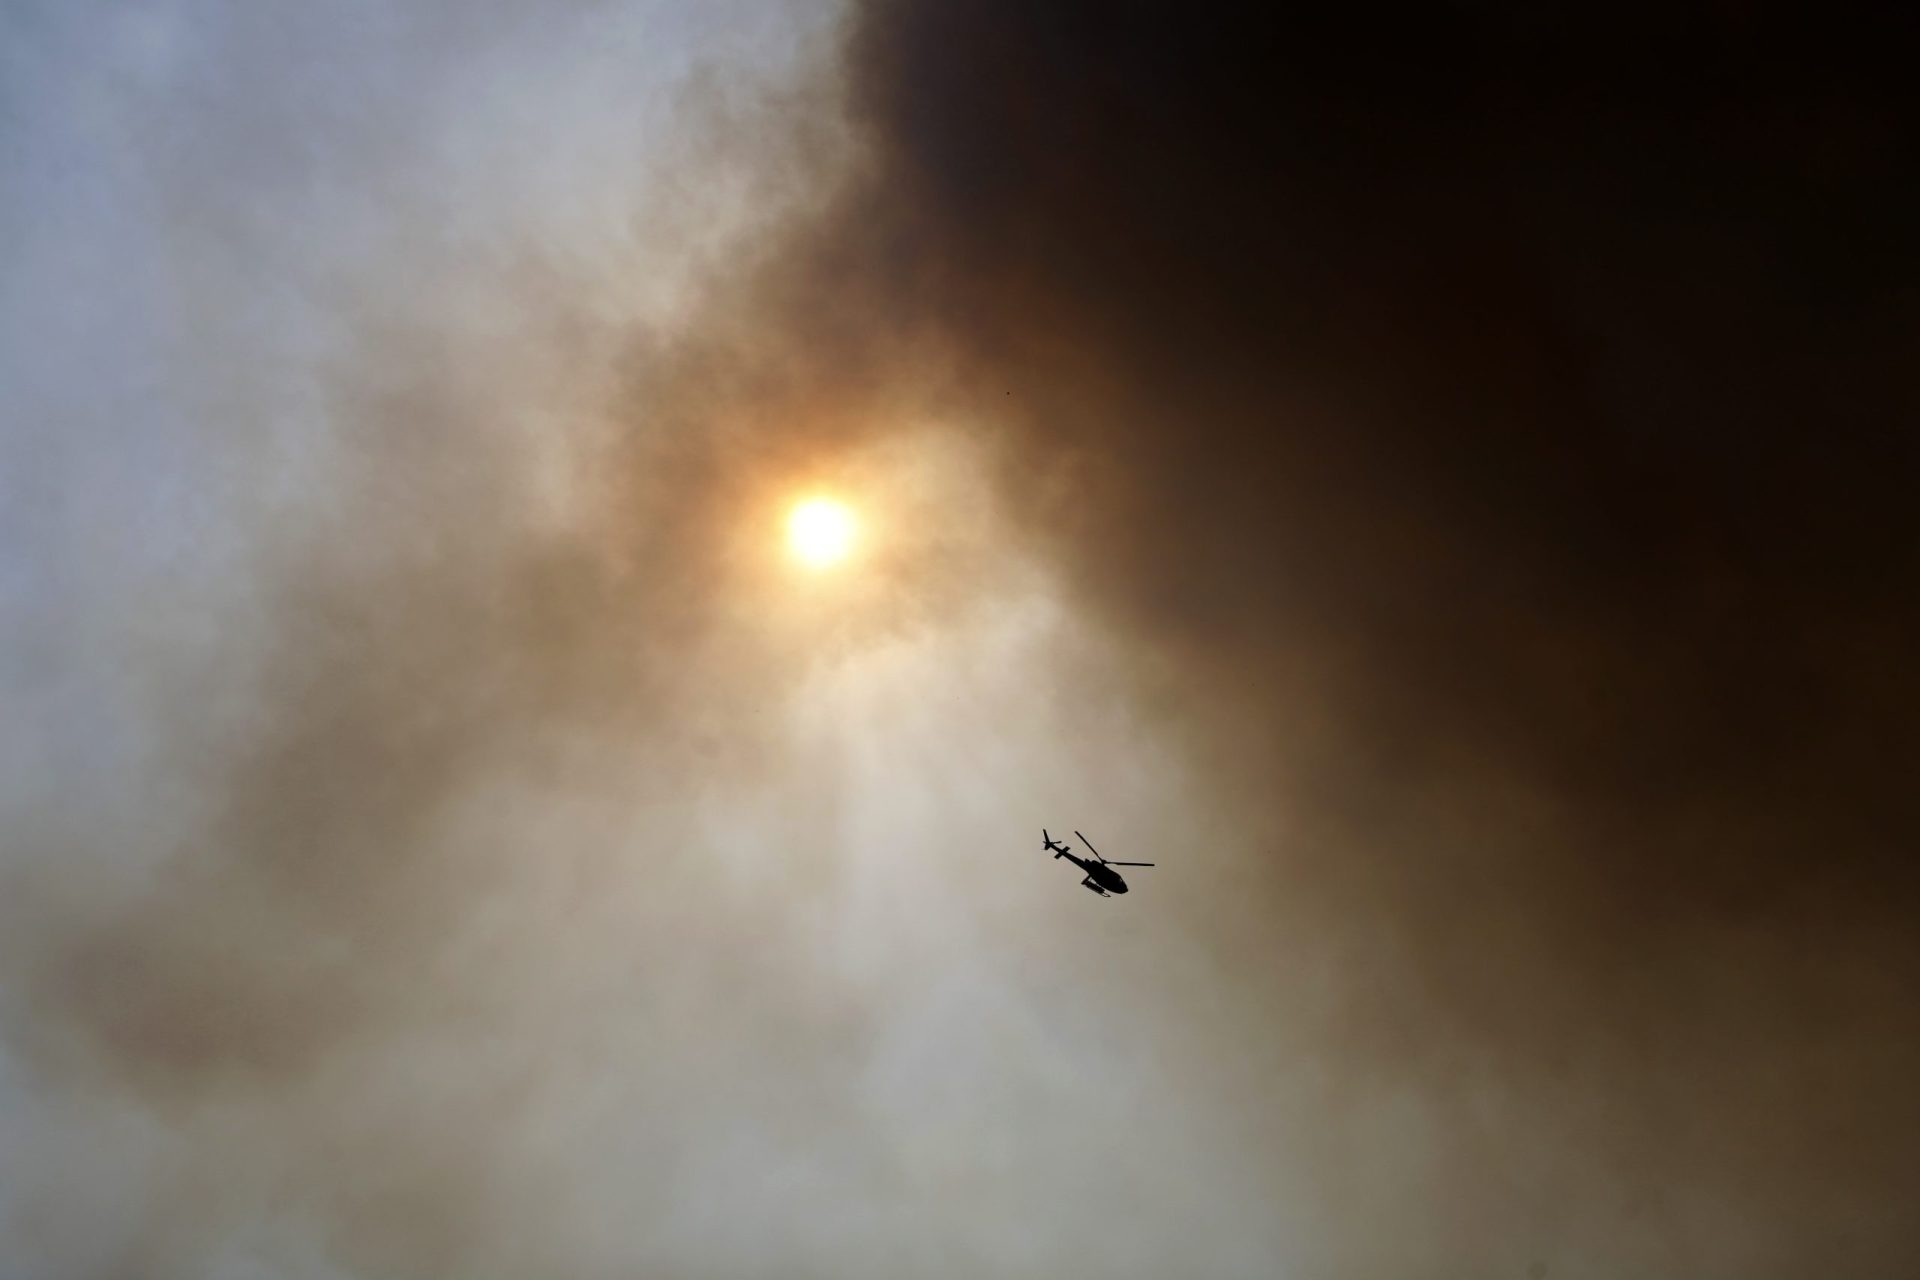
787,497 -> 857,567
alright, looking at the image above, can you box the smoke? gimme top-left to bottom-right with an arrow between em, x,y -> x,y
828,5 -> 1920,1275
3,2 -> 1918,1277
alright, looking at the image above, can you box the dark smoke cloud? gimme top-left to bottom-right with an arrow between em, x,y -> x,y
3,2 -> 1917,1277
826,2 -> 1920,1273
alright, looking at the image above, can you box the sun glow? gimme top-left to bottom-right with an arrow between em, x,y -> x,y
787,497 -> 858,568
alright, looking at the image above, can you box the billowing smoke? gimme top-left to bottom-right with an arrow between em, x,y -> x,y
832,6 -> 1920,1274
3,3 -> 1917,1277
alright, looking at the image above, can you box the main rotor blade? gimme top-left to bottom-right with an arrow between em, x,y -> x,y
1106,861 -> 1155,867
1073,830 -> 1101,859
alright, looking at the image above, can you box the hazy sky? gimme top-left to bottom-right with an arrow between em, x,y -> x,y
3,4 -> 1917,1278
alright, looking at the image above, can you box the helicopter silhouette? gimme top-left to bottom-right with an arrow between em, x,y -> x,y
1043,829 -> 1155,897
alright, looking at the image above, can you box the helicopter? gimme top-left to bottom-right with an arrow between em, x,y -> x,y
1043,829 -> 1155,897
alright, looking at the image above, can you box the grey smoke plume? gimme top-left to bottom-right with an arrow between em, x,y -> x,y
4,3 -> 1919,1278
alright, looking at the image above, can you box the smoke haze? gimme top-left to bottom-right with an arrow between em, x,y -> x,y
3,3 -> 1917,1277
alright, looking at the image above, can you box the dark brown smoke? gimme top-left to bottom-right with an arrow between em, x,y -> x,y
823,3 -> 1920,1273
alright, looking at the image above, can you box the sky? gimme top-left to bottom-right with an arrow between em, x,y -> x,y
2,3 -> 1917,1277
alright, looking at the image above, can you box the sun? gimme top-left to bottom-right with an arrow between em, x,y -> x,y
787,497 -> 858,568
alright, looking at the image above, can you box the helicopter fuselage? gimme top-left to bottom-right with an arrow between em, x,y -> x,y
1058,851 -> 1129,895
